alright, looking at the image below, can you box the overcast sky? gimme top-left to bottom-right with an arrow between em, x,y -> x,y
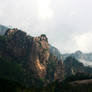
0,0 -> 92,53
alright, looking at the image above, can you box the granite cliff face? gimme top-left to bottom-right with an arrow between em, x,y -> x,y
0,27 -> 64,85
28,34 -> 50,79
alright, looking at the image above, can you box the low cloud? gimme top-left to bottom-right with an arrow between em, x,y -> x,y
74,32 -> 92,53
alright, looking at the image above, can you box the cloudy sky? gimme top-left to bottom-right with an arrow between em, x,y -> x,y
0,0 -> 92,53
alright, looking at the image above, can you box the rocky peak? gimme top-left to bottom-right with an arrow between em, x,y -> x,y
75,50 -> 83,56
40,34 -> 48,41
5,28 -> 18,36
0,27 -> 64,84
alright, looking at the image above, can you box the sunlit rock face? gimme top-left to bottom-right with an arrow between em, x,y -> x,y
28,34 -> 50,79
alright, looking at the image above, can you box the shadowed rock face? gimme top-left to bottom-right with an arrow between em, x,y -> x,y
4,29 -> 50,79
49,45 -> 62,61
0,28 -> 64,84
54,59 -> 64,81
0,25 -> 8,36
64,56 -> 85,77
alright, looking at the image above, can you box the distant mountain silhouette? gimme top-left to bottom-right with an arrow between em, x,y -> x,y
63,50 -> 92,66
0,25 -> 8,35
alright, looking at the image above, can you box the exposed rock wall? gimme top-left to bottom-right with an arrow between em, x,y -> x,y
0,28 -> 64,83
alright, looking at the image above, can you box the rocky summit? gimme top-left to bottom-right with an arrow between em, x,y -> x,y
0,27 -> 64,86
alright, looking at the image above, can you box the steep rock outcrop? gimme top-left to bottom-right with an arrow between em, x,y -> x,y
0,28 -> 64,85
28,34 -> 50,79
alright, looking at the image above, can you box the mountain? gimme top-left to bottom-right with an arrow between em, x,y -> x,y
74,51 -> 92,66
64,56 -> 85,77
49,45 -> 62,60
64,56 -> 92,78
0,25 -> 8,36
0,27 -> 64,87
1,25 -> 92,92
49,46 -> 92,67
63,50 -> 92,67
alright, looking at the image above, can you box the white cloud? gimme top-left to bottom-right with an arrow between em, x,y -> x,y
74,32 -> 92,52
78,59 -> 92,67
37,0 -> 53,19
